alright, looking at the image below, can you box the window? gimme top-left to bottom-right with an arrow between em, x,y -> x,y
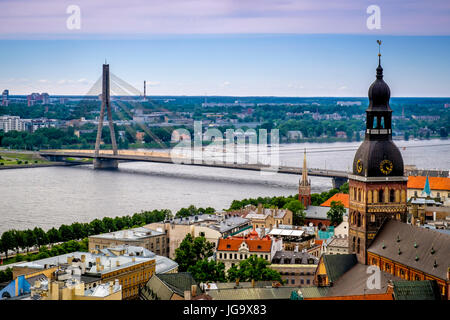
234,253 -> 237,259
306,279 -> 310,285
379,189 -> 384,203
437,192 -> 440,198
357,238 -> 360,254
390,189 -> 395,202
414,191 -> 418,197
291,279 -> 295,284
300,279 -> 304,284
219,253 -> 222,259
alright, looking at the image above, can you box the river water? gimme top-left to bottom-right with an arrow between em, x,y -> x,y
0,139 -> 449,233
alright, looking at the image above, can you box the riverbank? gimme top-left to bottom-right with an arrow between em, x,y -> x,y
0,162 -> 73,170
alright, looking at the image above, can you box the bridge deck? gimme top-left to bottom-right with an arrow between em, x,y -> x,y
39,150 -> 349,178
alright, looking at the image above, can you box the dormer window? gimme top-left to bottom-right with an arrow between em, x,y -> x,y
226,244 -> 231,249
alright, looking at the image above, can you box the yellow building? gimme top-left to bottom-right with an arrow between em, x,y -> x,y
13,251 -> 156,300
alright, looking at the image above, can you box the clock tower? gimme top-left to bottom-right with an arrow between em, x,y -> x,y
348,41 -> 408,264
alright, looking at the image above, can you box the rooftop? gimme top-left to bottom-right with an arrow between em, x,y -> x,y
217,235 -> 272,252
14,251 -> 154,275
407,176 -> 450,191
268,228 -> 304,238
99,245 -> 178,274
271,251 -> 319,265
320,193 -> 349,208
368,220 -> 450,280
90,227 -> 164,241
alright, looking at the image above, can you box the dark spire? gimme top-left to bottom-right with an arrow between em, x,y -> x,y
376,40 -> 383,79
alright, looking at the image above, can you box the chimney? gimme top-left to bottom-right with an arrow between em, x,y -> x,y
109,281 -> 114,295
81,255 -> 86,263
96,257 -> 101,266
251,279 -> 255,288
184,290 -> 191,300
116,260 -> 120,267
191,285 -> 197,298
258,203 -> 262,214
132,257 -> 136,263
236,278 -> 240,287
67,257 -> 73,264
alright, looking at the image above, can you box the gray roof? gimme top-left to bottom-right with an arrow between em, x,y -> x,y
325,263 -> 400,297
368,220 -> 450,280
304,206 -> 330,220
141,272 -> 198,300
167,214 -> 250,234
322,254 -> 357,284
90,227 -> 164,241
392,280 -> 441,300
272,251 -> 319,265
206,287 -> 294,300
100,245 -> 178,274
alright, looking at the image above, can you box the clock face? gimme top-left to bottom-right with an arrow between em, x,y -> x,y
380,159 -> 393,175
356,159 -> 363,173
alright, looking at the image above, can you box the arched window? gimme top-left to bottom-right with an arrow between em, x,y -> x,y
380,116 -> 385,129
390,189 -> 395,202
352,237 -> 356,253
357,212 -> 361,227
379,189 -> 384,203
358,189 -> 361,202
357,238 -> 361,254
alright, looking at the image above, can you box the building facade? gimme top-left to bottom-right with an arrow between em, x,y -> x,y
88,227 -> 168,257
216,229 -> 278,270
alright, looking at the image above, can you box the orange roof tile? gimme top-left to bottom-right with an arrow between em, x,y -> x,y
320,193 -> 349,208
407,176 -> 450,191
217,238 -> 272,252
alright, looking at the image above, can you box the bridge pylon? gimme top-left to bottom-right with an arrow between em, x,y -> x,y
94,63 -> 119,169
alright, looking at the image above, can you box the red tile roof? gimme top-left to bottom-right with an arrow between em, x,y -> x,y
217,237 -> 272,252
407,176 -> 450,191
320,193 -> 349,208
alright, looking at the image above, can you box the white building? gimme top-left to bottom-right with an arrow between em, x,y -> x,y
0,115 -> 25,132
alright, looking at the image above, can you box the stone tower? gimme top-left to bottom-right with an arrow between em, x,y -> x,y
348,42 -> 408,264
298,149 -> 311,209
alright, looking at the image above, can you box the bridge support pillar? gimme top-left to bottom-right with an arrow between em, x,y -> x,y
93,158 -> 118,170
332,177 -> 348,189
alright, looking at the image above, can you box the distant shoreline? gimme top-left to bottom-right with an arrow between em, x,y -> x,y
0,162 -> 78,170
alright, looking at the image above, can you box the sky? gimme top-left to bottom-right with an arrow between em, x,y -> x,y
0,0 -> 449,97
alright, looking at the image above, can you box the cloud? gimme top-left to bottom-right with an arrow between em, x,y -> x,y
222,81 -> 231,87
0,0 -> 449,37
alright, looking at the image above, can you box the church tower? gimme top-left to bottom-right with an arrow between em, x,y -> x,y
348,41 -> 408,264
298,149 -> 311,209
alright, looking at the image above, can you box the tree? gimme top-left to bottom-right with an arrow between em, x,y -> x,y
226,255 -> 282,283
46,227 -> 61,244
89,219 -> 106,235
188,259 -> 226,283
339,182 -> 349,194
283,200 -> 306,226
174,234 -> 215,272
23,229 -> 36,253
33,227 -> 48,248
0,235 -> 12,259
58,224 -> 74,242
327,201 -> 346,226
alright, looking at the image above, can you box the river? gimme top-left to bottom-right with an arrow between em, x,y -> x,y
0,139 -> 449,233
